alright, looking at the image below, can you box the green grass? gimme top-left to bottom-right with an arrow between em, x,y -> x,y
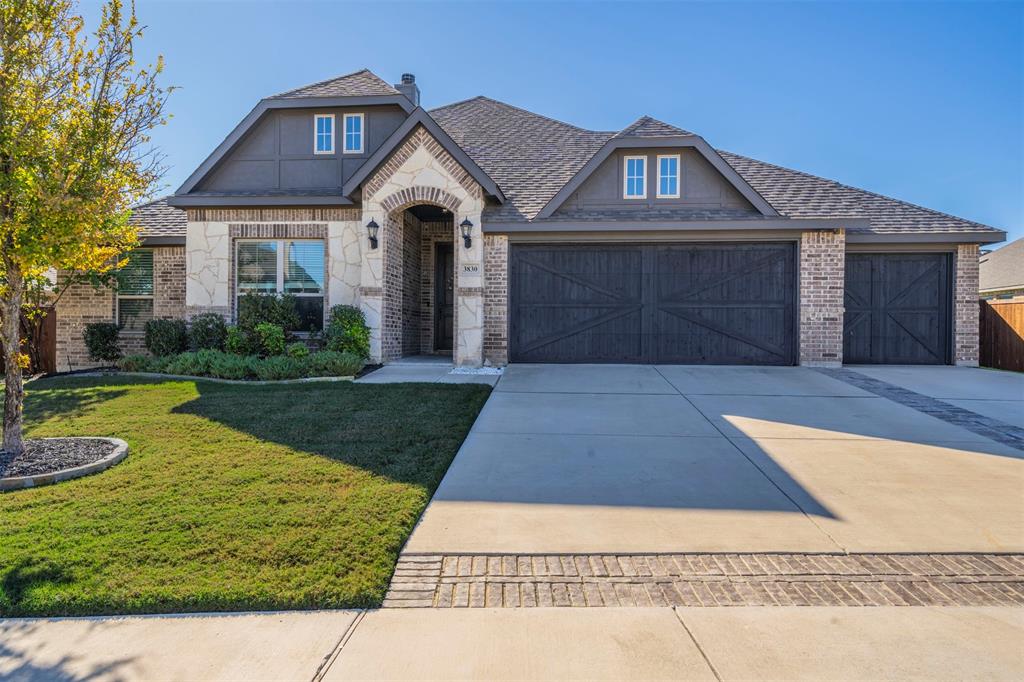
0,376 -> 491,616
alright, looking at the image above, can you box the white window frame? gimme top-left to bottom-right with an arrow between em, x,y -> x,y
656,154 -> 681,199
314,113 -> 335,155
116,248 -> 154,333
343,113 -> 364,154
623,155 -> 647,199
235,239 -> 326,331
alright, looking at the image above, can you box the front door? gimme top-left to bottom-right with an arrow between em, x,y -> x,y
434,243 -> 454,351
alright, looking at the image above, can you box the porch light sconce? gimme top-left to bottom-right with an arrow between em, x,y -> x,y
460,217 -> 473,249
366,218 -> 379,249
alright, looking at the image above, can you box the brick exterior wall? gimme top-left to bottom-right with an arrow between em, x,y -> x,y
483,234 -> 509,366
187,208 -> 359,222
401,212 -> 423,354
365,126 -> 482,203
798,230 -> 845,366
55,246 -> 185,372
954,243 -> 980,366
381,213 -> 404,361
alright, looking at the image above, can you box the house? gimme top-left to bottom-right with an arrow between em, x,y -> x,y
55,69 -> 1005,371
979,239 -> 1024,301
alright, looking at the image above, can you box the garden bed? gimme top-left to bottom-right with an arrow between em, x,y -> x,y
0,437 -> 128,491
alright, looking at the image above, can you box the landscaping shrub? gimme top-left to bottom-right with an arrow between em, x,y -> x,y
117,354 -> 155,372
83,322 -> 122,361
208,352 -> 258,380
237,293 -> 300,335
254,322 -> 286,356
286,341 -> 310,359
188,313 -> 227,351
254,355 -> 306,381
324,305 -> 370,359
306,350 -> 364,378
224,326 -> 252,355
144,319 -> 188,357
115,349 -> 364,381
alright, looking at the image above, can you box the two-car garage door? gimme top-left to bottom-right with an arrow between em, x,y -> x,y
509,243 -> 797,364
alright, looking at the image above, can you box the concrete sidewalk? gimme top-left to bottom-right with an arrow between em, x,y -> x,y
2,607 -> 1021,681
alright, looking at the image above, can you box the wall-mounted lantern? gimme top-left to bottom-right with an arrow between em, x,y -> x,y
460,218 -> 474,249
366,218 -> 379,249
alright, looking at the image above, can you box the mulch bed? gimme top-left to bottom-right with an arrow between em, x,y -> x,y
0,438 -> 117,478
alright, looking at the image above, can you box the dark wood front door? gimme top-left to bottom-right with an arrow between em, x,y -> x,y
844,253 -> 952,364
434,243 -> 454,351
509,242 -> 796,364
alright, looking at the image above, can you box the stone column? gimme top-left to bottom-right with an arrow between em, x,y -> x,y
954,243 -> 980,366
327,220 -> 364,311
359,209 -> 385,363
798,229 -> 846,367
483,234 -> 509,366
454,209 -> 484,367
184,218 -> 231,319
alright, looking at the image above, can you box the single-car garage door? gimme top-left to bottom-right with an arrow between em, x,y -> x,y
843,253 -> 952,364
509,242 -> 796,364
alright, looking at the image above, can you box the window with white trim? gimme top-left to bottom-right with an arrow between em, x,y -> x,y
343,113 -> 363,153
116,249 -> 154,331
314,114 -> 334,154
236,240 -> 325,332
657,155 -> 680,198
623,156 -> 646,199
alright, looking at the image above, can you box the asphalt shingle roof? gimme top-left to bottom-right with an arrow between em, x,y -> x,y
272,68 -> 399,99
129,197 -> 186,238
979,238 -> 1024,292
430,96 -> 1000,234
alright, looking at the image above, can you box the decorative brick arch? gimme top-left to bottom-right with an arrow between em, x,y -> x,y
380,186 -> 463,216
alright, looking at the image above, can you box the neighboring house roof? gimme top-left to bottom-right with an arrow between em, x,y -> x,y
129,197 -> 186,243
271,68 -> 400,99
979,238 -> 1024,293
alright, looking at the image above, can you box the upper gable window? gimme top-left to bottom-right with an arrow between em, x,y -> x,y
657,154 -> 680,198
623,156 -> 646,199
343,113 -> 364,154
314,114 -> 334,154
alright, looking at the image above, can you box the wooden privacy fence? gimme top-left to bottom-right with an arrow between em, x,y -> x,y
0,307 -> 56,375
980,300 -> 1024,373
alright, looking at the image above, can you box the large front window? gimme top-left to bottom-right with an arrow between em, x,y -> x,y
116,249 -> 154,331
236,240 -> 325,332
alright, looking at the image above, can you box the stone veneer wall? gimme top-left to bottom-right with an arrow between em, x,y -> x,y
419,221 -> 454,354
954,243 -> 980,366
56,246 -> 185,372
483,234 -> 509,366
798,230 -> 845,366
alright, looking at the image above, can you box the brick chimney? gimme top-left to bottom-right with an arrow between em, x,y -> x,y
395,73 -> 420,107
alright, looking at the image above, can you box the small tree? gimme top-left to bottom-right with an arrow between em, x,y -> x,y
0,0 -> 171,454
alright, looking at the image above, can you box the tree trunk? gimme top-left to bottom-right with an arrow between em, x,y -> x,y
2,267 -> 25,456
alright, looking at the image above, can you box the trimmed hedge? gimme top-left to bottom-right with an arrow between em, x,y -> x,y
189,313 -> 227,351
324,305 -> 370,359
83,323 -> 121,361
144,319 -> 188,357
116,349 -> 364,381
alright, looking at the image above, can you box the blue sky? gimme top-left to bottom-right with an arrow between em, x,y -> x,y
85,1 -> 1022,244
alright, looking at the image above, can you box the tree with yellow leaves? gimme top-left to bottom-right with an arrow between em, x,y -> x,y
0,0 -> 171,455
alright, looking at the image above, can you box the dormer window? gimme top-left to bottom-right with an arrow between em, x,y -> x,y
624,156 -> 646,199
343,113 -> 364,153
657,154 -> 680,198
314,114 -> 334,154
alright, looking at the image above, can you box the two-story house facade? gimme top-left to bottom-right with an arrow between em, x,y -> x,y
55,69 -> 1005,371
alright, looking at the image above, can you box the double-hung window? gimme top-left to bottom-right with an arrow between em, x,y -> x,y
116,249 -> 154,331
236,240 -> 325,332
343,113 -> 363,153
623,156 -> 646,199
657,154 -> 680,198
314,114 -> 334,154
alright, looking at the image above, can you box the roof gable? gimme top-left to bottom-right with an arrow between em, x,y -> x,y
536,120 -> 778,219
271,68 -> 399,99
980,238 -> 1023,291
341,108 -> 505,203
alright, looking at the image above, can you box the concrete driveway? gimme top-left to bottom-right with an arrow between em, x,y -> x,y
405,364 -> 1024,554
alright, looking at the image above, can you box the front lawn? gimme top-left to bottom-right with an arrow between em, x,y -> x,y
0,376 -> 490,616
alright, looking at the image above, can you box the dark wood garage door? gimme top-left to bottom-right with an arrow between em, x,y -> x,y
844,253 -> 952,364
509,243 -> 796,364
